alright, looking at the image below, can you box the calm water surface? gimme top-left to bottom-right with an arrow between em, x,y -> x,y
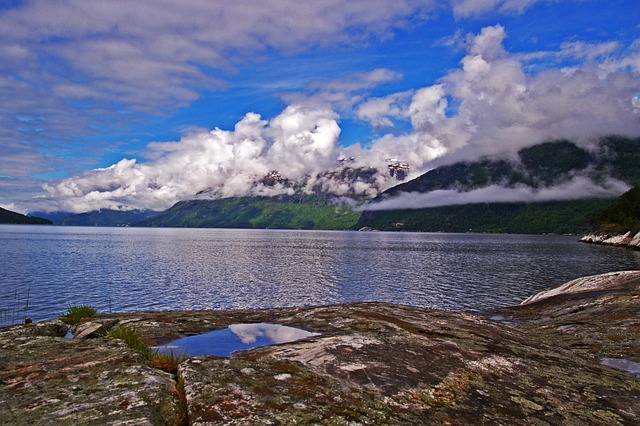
1,225 -> 639,322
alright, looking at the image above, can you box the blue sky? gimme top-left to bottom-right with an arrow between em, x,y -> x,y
0,0 -> 639,213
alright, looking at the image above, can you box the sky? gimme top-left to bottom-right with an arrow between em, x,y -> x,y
1,0 -> 639,214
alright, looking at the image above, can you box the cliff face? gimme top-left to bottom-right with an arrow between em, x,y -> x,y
2,271 -> 639,425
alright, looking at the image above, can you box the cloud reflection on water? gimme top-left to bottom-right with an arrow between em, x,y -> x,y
156,322 -> 320,357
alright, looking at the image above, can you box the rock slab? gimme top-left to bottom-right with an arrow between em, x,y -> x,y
0,324 -> 180,425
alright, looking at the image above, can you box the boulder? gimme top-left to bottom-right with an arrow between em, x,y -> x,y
521,270 -> 640,305
1,319 -> 68,338
72,319 -> 119,339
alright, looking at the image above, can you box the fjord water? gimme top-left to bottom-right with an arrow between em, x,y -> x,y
1,225 -> 639,322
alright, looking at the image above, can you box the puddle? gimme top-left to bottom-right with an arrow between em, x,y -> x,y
154,322 -> 320,357
600,357 -> 640,378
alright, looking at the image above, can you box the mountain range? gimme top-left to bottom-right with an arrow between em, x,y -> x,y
18,135 -> 640,234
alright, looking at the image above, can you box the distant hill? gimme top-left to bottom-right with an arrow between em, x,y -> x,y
57,209 -> 160,226
28,211 -> 77,223
138,195 -> 360,230
0,207 -> 52,225
28,136 -> 639,233
357,136 -> 640,233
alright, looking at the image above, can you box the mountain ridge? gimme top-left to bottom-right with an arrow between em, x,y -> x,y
138,195 -> 360,230
357,136 -> 639,232
0,207 -> 52,225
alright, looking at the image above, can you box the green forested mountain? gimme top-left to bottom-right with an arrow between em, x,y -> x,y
357,199 -> 614,234
382,137 -> 640,198
357,136 -> 640,233
39,136 -> 639,233
139,195 -> 360,230
0,207 -> 52,225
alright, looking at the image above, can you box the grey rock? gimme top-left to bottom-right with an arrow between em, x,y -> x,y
0,336 -> 179,425
1,319 -> 68,338
72,319 -> 119,339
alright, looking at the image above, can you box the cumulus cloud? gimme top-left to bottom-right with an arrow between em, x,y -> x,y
369,25 -> 640,167
366,177 -> 632,210
42,106 -> 347,212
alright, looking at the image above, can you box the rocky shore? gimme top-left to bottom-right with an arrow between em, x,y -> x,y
1,271 -> 639,425
580,221 -> 640,249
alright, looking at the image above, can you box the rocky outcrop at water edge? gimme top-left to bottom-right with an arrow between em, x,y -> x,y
581,220 -> 640,249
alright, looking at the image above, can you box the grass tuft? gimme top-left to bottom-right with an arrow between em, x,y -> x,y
107,324 -> 153,358
63,305 -> 97,325
151,351 -> 188,374
107,324 -> 187,373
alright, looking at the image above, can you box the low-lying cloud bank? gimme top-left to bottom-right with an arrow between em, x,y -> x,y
364,177 -> 632,211
38,25 -> 640,213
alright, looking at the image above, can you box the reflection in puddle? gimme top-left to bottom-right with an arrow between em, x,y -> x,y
155,322 -> 320,357
601,357 -> 640,378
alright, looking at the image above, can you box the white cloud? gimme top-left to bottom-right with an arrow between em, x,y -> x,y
450,0 -> 542,18
0,1 -> 434,114
384,24 -> 640,165
559,41 -> 620,61
357,90 -> 413,127
365,177 -> 632,210
283,68 -> 403,112
0,0 -> 436,186
42,106 -> 345,212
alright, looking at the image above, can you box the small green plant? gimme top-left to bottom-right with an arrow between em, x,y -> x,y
107,324 -> 187,373
107,324 -> 153,358
63,305 -> 97,325
151,351 -> 188,373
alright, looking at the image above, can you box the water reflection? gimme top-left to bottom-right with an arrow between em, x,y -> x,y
155,323 -> 320,357
1,226 -> 639,321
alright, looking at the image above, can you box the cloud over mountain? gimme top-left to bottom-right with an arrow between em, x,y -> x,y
37,23 -> 640,213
